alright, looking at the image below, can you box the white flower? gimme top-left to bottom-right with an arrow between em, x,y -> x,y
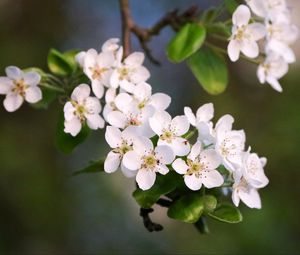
104,126 -> 137,177
0,66 -> 42,112
83,49 -> 115,98
232,178 -> 262,209
240,150 -> 269,189
106,92 -> 155,137
103,88 -> 117,121
64,84 -> 104,136
257,52 -> 288,92
184,103 -> 214,145
172,142 -> 223,190
101,38 -> 120,52
149,111 -> 190,156
110,49 -> 150,93
123,136 -> 175,190
228,5 -> 266,62
214,115 -> 245,172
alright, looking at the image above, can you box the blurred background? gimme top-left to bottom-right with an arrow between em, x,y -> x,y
0,0 -> 299,254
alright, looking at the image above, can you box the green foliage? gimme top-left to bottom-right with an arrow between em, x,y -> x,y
167,23 -> 206,63
133,171 -> 181,209
72,159 -> 104,176
200,8 -> 218,24
31,89 -> 57,110
206,22 -> 231,37
208,203 -> 243,223
188,47 -> 228,95
194,217 -> 210,234
167,194 -> 217,223
48,48 -> 79,76
224,0 -> 239,14
55,113 -> 90,154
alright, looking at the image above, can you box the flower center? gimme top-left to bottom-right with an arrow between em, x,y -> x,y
220,138 -> 236,157
118,67 -> 130,80
160,130 -> 174,143
234,26 -> 249,41
141,154 -> 157,171
90,67 -> 108,80
12,79 -> 28,97
71,100 -> 87,123
114,141 -> 133,155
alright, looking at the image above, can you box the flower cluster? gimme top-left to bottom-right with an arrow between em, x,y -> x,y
228,1 -> 298,92
68,38 -> 269,209
0,66 -> 42,112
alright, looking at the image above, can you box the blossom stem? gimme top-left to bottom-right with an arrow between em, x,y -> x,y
39,82 -> 65,93
184,128 -> 197,140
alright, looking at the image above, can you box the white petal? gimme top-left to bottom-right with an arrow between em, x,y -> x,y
239,188 -> 261,209
232,189 -> 240,207
64,118 -> 82,136
121,126 -> 136,143
130,66 -> 150,84
232,5 -> 251,26
136,170 -> 156,190
84,97 -> 101,114
188,142 -> 202,161
196,103 -> 214,122
133,82 -> 152,101
105,88 -> 116,103
71,84 -> 90,103
106,111 -> 127,129
101,38 -> 119,52
63,102 -> 76,121
105,126 -> 122,148
75,51 -> 86,67
245,0 -> 265,17
266,77 -> 283,92
247,23 -> 266,41
97,51 -> 115,68
155,145 -> 175,164
25,86 -> 42,103
3,93 -> 24,112
172,158 -> 189,174
119,79 -> 135,93
184,107 -> 196,126
91,80 -> 104,99
121,163 -> 137,178
156,164 -> 169,175
114,93 -> 132,111
110,69 -> 120,88
184,174 -> 202,191
23,72 -> 41,86
125,52 -> 144,67
201,170 -> 224,188
104,151 -> 121,173
86,114 -> 104,130
0,77 -> 13,94
200,149 -> 221,170
149,111 -> 171,135
228,40 -> 241,62
150,93 -> 171,111
216,114 -> 234,133
123,151 -> 142,170
257,64 -> 266,84
5,66 -> 22,80
241,40 -> 259,59
133,136 -> 153,155
171,115 -> 190,136
170,137 -> 190,157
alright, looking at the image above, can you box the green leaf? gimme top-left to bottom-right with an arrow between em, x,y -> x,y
200,8 -> 218,23
202,195 -> 217,213
31,89 -> 57,110
224,0 -> 239,14
206,22 -> 231,37
55,112 -> 90,154
194,217 -> 210,234
187,47 -> 228,95
208,203 -> 243,223
48,48 -> 76,76
72,159 -> 104,176
133,171 -> 181,209
63,49 -> 80,72
167,23 -> 206,63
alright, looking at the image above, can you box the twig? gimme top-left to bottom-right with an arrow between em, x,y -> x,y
119,0 -> 199,64
140,208 -> 163,232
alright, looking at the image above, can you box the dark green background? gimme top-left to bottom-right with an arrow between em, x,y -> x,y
0,0 -> 299,254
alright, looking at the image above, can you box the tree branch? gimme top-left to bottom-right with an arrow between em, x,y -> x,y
119,0 -> 199,64
140,208 -> 163,232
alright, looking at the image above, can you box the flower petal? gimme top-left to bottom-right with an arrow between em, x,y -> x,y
25,86 -> 42,103
105,126 -> 122,148
86,114 -> 104,130
84,97 -> 101,114
130,66 -> 150,84
171,115 -> 190,136
200,149 -> 221,170
184,107 -> 196,126
0,77 -> 13,94
23,71 -> 41,86
91,80 -> 104,99
104,151 -> 121,173
150,93 -> 171,111
133,136 -> 153,155
170,137 -> 190,156
247,23 -> 266,41
201,170 -> 224,188
188,142 -> 202,161
114,93 -> 132,111
3,93 -> 24,112
125,52 -> 144,67
241,40 -> 259,59
228,39 -> 241,62
97,51 -> 115,68
64,118 -> 82,136
184,174 -> 202,191
149,111 -> 171,135
5,66 -> 22,80
64,102 -> 76,121
155,145 -> 175,164
196,103 -> 214,122
106,111 -> 127,129
232,5 -> 251,26
123,151 -> 142,170
71,84 -> 90,103
156,164 -> 169,175
133,82 -> 152,102
239,188 -> 261,209
136,170 -> 156,190
101,38 -> 120,52
121,163 -> 137,178
172,158 -> 189,174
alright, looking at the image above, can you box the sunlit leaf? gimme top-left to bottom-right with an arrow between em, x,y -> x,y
208,203 -> 243,223
48,48 -> 76,76
72,159 -> 104,176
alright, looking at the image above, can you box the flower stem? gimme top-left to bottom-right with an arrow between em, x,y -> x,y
184,128 -> 197,140
39,83 -> 65,93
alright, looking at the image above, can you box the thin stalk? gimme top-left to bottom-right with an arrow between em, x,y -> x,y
39,83 -> 65,93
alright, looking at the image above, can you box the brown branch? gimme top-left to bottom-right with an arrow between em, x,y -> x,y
119,0 -> 199,64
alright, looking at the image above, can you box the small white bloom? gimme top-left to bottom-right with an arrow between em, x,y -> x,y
104,126 -> 137,177
149,111 -> 190,156
257,52 -> 288,92
184,103 -> 214,145
123,136 -> 175,190
228,5 -> 266,62
83,48 -> 115,98
110,49 -> 150,93
103,88 -> 117,121
0,66 -> 42,112
64,84 -> 104,136
214,114 -> 245,172
172,142 -> 223,190
232,177 -> 262,209
101,38 -> 120,52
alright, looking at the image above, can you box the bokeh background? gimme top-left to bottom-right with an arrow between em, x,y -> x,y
0,0 -> 299,254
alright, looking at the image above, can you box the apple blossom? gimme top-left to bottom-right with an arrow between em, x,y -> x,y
172,142 -> 223,190
64,84 -> 104,136
228,5 -> 266,62
123,136 -> 175,190
149,111 -> 190,156
0,66 -> 42,112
